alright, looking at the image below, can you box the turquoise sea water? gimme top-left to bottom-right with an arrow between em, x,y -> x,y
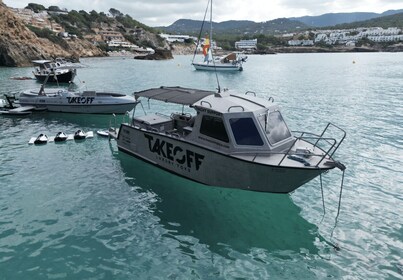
0,53 -> 402,279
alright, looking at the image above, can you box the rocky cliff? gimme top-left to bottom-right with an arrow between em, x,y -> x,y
170,43 -> 195,55
0,3 -> 104,67
0,3 -> 70,66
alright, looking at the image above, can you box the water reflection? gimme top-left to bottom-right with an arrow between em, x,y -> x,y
114,150 -> 322,256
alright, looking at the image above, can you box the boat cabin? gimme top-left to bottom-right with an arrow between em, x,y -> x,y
32,60 -> 58,75
130,87 -> 294,153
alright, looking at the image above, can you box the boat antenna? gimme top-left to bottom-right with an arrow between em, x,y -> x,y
209,0 -> 221,93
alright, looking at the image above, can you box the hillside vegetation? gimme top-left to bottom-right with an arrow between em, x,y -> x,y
49,8 -> 163,49
162,18 -> 308,36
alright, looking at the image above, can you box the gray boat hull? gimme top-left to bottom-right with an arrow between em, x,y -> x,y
117,124 -> 330,193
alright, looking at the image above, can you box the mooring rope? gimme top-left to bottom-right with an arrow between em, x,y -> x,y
335,169 -> 345,224
320,173 -> 326,223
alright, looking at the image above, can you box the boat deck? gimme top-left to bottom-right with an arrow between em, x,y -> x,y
232,152 -> 333,169
0,106 -> 35,115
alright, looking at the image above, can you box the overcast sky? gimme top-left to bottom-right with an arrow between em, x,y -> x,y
4,0 -> 403,26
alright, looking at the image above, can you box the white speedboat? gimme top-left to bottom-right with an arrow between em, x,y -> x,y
18,88 -> 138,114
110,86 -> 346,193
96,130 -> 109,137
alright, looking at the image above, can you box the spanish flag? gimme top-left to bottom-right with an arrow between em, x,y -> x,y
202,38 -> 210,56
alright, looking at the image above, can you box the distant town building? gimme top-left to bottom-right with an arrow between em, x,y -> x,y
47,9 -> 68,16
159,33 -> 195,43
11,8 -> 63,33
313,27 -> 403,45
97,30 -> 125,41
288,39 -> 314,46
235,39 -> 257,50
107,40 -> 138,48
58,32 -> 68,38
282,33 -> 295,38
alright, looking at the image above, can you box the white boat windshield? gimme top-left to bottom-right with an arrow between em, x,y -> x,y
258,111 -> 292,145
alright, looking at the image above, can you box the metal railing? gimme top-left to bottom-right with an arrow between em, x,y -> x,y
230,122 -> 346,168
277,136 -> 337,167
280,122 -> 346,167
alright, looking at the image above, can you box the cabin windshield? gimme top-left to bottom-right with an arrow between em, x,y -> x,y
229,118 -> 264,146
258,111 -> 291,145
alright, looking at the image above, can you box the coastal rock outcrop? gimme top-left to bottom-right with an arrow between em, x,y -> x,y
170,43 -> 195,55
134,48 -> 173,60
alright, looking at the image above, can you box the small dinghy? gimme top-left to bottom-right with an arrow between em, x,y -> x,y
96,130 -> 109,137
54,132 -> 68,142
74,129 -> 86,140
34,134 -> 48,145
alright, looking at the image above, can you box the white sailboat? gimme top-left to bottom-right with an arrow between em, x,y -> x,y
191,0 -> 247,72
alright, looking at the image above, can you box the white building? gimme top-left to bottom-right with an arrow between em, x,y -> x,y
367,35 -> 403,42
107,40 -> 138,48
159,34 -> 193,43
235,39 -> 258,50
288,40 -> 314,46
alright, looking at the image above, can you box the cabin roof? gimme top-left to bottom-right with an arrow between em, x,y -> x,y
32,60 -> 52,64
134,86 -> 275,114
134,86 -> 215,105
195,90 -> 274,114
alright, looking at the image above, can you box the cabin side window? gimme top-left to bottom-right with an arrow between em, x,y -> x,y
261,111 -> 292,145
200,115 -> 229,143
229,118 -> 264,146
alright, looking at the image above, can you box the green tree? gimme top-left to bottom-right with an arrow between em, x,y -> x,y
356,37 -> 374,47
25,3 -> 46,12
48,6 -> 61,12
109,8 -> 123,18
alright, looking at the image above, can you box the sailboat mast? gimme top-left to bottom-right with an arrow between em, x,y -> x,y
209,0 -> 213,48
210,0 -> 220,93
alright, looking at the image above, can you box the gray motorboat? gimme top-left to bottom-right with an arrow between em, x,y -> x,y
110,86 -> 346,193
32,58 -> 77,83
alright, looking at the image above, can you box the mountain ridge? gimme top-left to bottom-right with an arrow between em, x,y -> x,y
291,9 -> 403,27
160,9 -> 403,35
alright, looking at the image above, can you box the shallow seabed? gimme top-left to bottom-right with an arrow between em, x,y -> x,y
0,53 -> 402,279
